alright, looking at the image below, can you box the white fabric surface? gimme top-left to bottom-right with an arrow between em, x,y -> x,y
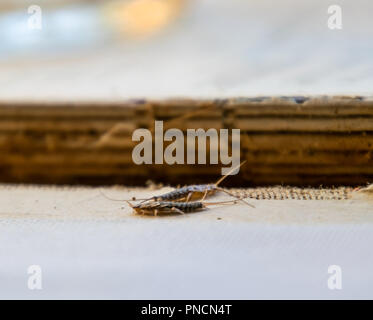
0,186 -> 372,299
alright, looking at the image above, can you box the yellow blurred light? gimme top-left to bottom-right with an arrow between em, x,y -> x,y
103,0 -> 183,38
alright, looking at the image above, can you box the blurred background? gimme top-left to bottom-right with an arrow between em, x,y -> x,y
1,0 -> 373,100
0,0 -> 373,186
